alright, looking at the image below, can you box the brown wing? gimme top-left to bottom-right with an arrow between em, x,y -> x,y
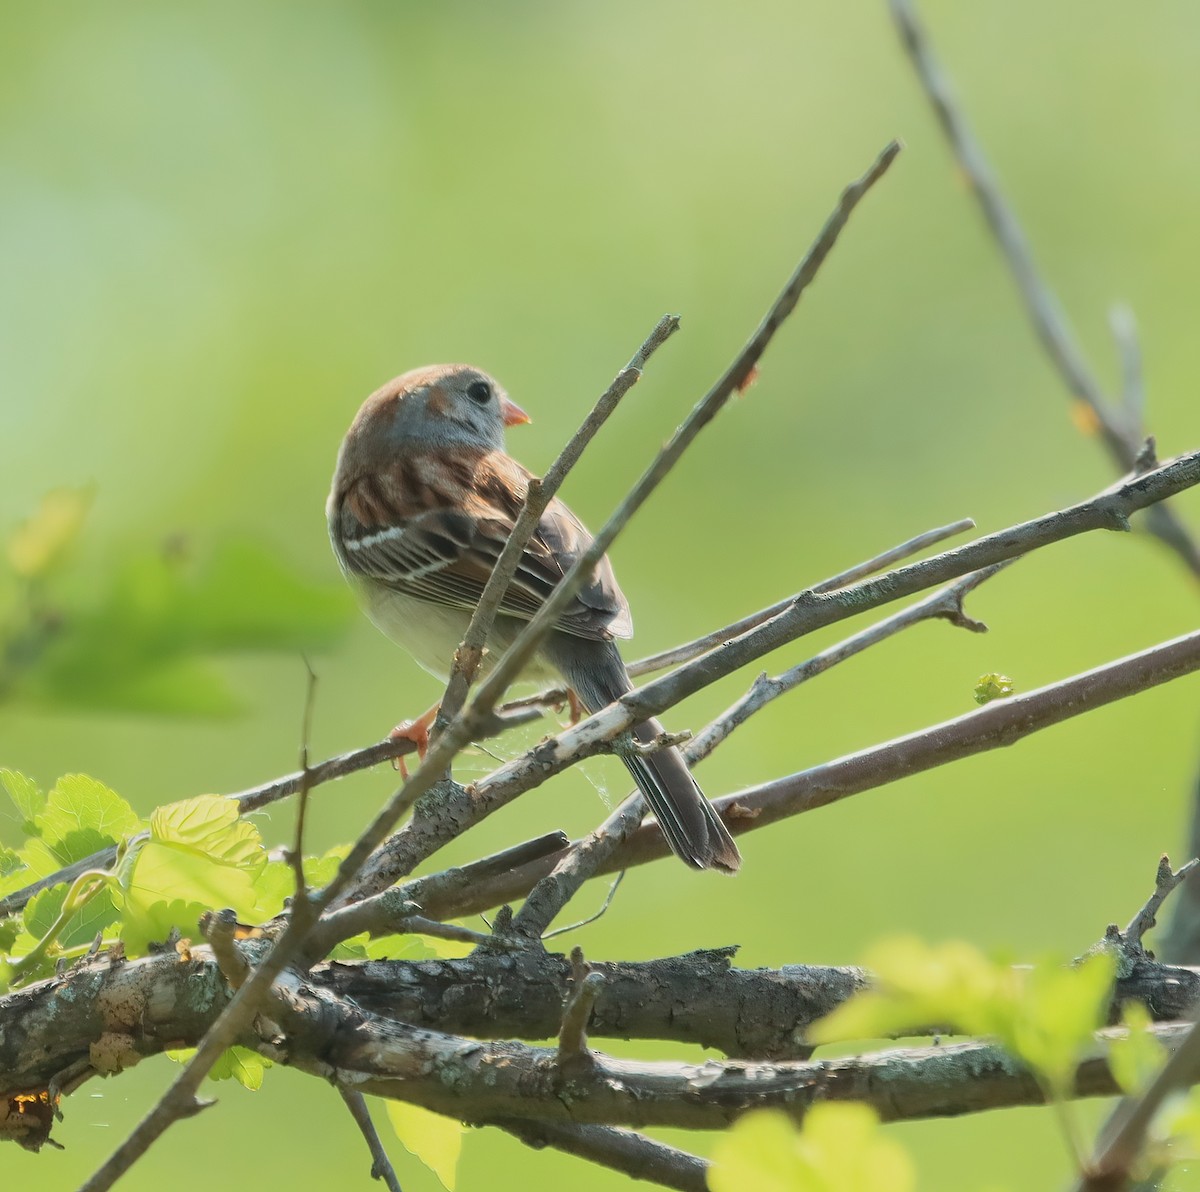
332,449 -> 632,641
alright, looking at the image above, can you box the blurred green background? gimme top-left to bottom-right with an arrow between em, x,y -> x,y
2,1 -> 1199,1188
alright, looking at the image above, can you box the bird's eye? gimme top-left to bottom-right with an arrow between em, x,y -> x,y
466,380 -> 492,405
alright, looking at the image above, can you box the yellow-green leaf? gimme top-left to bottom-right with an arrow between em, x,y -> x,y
1107,1002 -> 1168,1097
150,795 -> 264,874
7,487 -> 92,577
38,774 -> 142,858
708,1105 -> 915,1192
974,673 -> 1015,705
1002,951 -> 1115,1097
165,1045 -> 271,1090
386,1100 -> 466,1191
0,770 -> 45,834
809,937 -> 1012,1045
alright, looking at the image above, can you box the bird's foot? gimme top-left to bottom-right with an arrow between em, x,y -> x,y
388,703 -> 440,778
566,688 -> 585,725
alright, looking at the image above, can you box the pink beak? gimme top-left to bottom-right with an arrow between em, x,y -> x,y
501,397 -> 531,427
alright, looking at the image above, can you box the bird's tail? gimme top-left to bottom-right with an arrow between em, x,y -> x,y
555,638 -> 741,873
620,718 -> 741,873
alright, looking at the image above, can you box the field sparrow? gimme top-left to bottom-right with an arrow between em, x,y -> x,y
327,364 -> 741,873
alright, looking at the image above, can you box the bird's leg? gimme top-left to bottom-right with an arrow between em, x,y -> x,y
388,702 -> 440,778
565,688 -> 585,725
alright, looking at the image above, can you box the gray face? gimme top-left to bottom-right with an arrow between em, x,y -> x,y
388,367 -> 509,453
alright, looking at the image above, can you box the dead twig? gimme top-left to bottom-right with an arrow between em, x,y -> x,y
339,1089 -> 404,1192
889,0 -> 1200,577
495,1119 -> 708,1192
557,950 -> 605,1061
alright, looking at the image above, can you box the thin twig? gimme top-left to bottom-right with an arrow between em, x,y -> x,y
687,562 -> 1004,762
543,872 -> 625,941
1124,856 -> 1199,951
289,658 -> 319,899
419,628 -> 1200,920
889,0 -> 1200,577
463,140 -> 903,746
513,563 -> 1002,936
77,312 -> 697,1192
1110,304 -> 1145,431
513,565 -> 1004,938
557,949 -> 604,1060
376,449 -> 1200,907
0,708 -> 552,922
494,1119 -> 708,1192
437,313 -> 682,730
340,1089 -> 404,1192
628,516 -> 976,676
346,139 -> 904,902
309,833 -> 570,955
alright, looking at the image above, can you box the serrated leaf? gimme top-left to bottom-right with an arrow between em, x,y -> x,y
250,859 -> 296,921
17,837 -> 69,880
121,798 -> 265,955
386,1100 -> 466,1191
23,885 -> 67,938
23,880 -> 118,951
118,890 -> 213,957
709,1105 -> 915,1192
0,917 -> 20,952
1,769 -> 46,834
120,846 -> 256,956
165,1045 -> 272,1090
7,487 -> 92,577
0,847 -> 23,880
150,796 -> 264,874
39,775 -> 141,854
303,847 -> 348,889
209,1045 -> 272,1090
331,932 -> 371,961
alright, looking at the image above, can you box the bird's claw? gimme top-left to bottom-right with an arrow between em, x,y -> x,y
389,704 -> 440,777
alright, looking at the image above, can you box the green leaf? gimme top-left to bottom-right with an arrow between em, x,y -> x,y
118,890 -> 213,956
1161,1085 -> 1200,1158
974,673 -> 1015,705
708,1105 -> 915,1192
386,1100 -> 466,1191
120,850 -> 254,955
120,798 -> 266,955
17,837 -> 70,880
0,917 -> 20,952
1,769 -> 46,834
5,536 -> 349,718
1107,1002 -> 1168,1097
209,1045 -> 272,1090
38,774 -> 141,860
250,859 -> 296,921
809,937 -> 1013,1045
0,847 -> 23,880
23,881 -> 119,951
1001,951 -> 1116,1097
150,796 -> 264,874
165,1045 -> 272,1090
365,934 -> 444,962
